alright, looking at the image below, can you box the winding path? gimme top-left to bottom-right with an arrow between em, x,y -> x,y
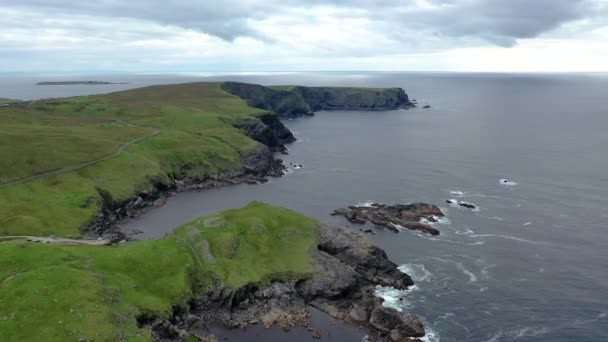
0,120 -> 159,189
0,236 -> 111,245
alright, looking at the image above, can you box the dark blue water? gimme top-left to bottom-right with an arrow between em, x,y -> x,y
3,72 -> 607,341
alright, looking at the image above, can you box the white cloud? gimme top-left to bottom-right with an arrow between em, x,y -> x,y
0,1 -> 606,72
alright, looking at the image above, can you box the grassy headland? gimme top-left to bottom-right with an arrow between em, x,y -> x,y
0,202 -> 319,341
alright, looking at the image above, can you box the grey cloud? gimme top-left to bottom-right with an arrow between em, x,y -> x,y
0,0 -> 604,45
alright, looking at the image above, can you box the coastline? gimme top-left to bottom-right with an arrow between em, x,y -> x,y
1,81 -> 430,342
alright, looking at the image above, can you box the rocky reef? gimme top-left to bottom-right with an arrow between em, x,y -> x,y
151,224 -> 426,342
332,203 -> 444,235
222,82 -> 414,118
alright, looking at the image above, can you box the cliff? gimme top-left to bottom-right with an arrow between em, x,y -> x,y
221,82 -> 313,117
222,82 -> 413,118
277,85 -> 413,112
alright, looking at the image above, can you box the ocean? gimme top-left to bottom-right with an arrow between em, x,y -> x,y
2,72 -> 607,341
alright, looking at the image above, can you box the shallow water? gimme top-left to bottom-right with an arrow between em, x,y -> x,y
3,72 -> 608,341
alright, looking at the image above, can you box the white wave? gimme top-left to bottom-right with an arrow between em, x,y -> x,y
449,190 -> 465,196
420,325 -> 440,342
356,201 -> 376,207
499,179 -> 518,186
469,233 -> 550,245
398,263 -> 432,282
481,264 -> 496,279
421,215 -> 452,227
457,264 -> 478,283
453,225 -> 475,236
374,285 -> 419,312
437,312 -> 455,320
416,232 -> 486,246
522,221 -> 532,226
507,326 -> 549,339
489,216 -> 504,221
434,216 -> 451,225
431,257 -> 478,283
484,330 -> 503,342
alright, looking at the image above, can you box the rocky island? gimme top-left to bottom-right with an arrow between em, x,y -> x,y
0,82 -> 434,341
332,203 -> 444,235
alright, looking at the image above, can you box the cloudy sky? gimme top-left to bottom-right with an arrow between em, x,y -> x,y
1,0 -> 607,73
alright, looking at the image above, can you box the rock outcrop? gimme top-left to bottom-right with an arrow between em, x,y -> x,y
234,113 -> 296,152
151,224 -> 426,342
332,203 -> 444,235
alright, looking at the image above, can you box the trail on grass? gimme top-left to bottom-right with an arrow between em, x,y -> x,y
0,236 -> 111,245
0,119 -> 159,189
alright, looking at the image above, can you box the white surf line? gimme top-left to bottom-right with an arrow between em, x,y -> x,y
0,119 -> 159,189
0,236 -> 111,245
430,257 -> 478,283
468,233 -> 550,245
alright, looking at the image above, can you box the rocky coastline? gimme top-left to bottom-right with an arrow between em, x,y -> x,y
86,143 -> 287,242
150,224 -> 425,342
84,83 -> 433,341
85,110 -> 296,242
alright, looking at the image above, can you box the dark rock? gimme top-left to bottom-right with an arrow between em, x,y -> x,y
235,114 -> 295,152
370,306 -> 425,338
458,202 -> 476,209
423,105 -> 431,109
447,199 -> 477,210
332,203 -> 443,235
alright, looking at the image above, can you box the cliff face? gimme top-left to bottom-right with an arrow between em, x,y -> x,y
234,114 -> 296,152
222,82 -> 413,118
286,86 -> 412,112
222,82 -> 313,117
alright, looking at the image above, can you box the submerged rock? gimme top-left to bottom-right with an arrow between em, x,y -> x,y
332,203 -> 443,235
446,199 -> 477,210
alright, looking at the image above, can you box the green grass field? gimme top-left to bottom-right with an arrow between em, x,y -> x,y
0,202 -> 319,342
0,83 -> 267,237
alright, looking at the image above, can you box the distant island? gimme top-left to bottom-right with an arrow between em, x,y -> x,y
36,81 -> 128,85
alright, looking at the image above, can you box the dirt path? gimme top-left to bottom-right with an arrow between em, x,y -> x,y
0,120 -> 159,189
0,236 -> 111,245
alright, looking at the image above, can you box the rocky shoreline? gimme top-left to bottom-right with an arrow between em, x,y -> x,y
150,224 -> 425,342
85,111 -> 296,242
85,144 -> 287,242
